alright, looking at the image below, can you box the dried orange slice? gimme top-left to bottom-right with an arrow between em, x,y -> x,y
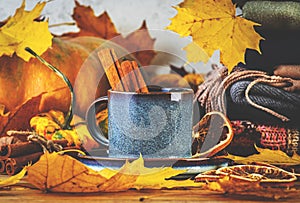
216,165 -> 297,185
192,111 -> 233,158
195,164 -> 297,188
216,165 -> 297,186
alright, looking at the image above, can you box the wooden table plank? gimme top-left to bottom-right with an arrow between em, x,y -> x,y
0,186 -> 299,203
1,175 -> 300,202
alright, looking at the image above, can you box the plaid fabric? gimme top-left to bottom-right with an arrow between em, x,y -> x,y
229,120 -> 299,156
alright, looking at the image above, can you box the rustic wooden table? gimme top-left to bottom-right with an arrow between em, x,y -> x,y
1,177 -> 300,203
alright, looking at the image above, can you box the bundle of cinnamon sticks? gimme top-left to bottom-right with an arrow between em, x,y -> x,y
98,48 -> 149,93
0,136 -> 68,175
0,141 -> 43,175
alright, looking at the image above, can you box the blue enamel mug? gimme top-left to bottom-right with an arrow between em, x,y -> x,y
86,88 -> 194,158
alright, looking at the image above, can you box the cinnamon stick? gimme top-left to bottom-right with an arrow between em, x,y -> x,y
0,140 -> 68,159
131,61 -> 149,93
120,60 -> 141,93
0,142 -> 42,159
98,48 -> 125,91
5,152 -> 43,175
98,48 -> 149,93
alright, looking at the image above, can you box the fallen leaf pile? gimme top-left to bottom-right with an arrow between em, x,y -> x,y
167,0 -> 264,71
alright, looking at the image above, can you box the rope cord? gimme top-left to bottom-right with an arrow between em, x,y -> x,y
245,76 -> 293,122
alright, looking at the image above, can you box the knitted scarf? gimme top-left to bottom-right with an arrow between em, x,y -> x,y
230,81 -> 300,121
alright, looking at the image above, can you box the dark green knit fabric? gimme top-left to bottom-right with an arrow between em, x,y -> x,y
234,0 -> 300,72
242,1 -> 300,29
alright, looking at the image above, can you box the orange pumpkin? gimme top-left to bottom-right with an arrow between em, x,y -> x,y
0,36 -> 130,117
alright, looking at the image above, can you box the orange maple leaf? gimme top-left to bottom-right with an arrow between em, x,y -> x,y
62,1 -> 156,66
167,0 -> 264,71
63,1 -> 119,39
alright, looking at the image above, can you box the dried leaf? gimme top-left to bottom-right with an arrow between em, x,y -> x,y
0,166 -> 28,188
0,93 -> 43,136
64,1 -> 119,39
226,145 -> 300,165
27,152 -> 108,193
0,88 -> 71,138
97,159 -> 140,192
0,0 -> 52,61
167,0 -> 264,71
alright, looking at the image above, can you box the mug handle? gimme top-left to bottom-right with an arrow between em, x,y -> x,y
85,96 -> 109,146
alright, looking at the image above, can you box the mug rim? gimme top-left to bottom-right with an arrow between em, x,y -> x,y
108,87 -> 194,95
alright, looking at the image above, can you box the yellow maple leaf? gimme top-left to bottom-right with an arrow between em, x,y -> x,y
27,152 -> 201,192
100,155 -> 202,190
0,0 -> 52,61
227,145 -> 300,165
167,0 -> 264,71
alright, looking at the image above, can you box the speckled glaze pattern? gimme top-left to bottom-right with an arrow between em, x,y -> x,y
107,88 -> 193,158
